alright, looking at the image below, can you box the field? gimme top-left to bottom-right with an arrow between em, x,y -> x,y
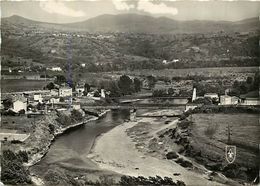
191,113 -> 259,169
114,66 -> 258,79
1,79 -> 51,93
1,115 -> 44,133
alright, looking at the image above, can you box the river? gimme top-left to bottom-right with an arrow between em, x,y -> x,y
32,109 -> 130,174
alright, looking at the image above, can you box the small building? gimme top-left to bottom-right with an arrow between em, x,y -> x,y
50,89 -> 59,96
204,93 -> 219,100
59,87 -> 73,97
34,94 -> 43,103
49,97 -> 60,104
219,95 -> 239,105
72,104 -> 81,110
240,98 -> 260,106
50,67 -> 62,72
13,100 -> 27,112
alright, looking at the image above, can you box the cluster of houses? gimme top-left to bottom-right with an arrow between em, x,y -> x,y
1,84 -> 107,115
192,88 -> 260,106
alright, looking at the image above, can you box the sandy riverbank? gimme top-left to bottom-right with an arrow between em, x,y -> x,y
88,110 -> 227,186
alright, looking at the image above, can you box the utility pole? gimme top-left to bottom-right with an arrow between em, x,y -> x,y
226,124 -> 232,144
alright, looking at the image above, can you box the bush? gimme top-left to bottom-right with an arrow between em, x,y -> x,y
48,124 -> 55,134
166,151 -> 179,159
17,150 -> 28,163
1,150 -> 31,185
71,109 -> 83,122
177,119 -> 193,129
44,169 -> 64,185
175,158 -> 193,168
119,175 -> 185,185
95,175 -> 115,186
56,113 -> 71,126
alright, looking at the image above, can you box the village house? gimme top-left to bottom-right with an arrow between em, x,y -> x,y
59,87 -> 73,97
219,95 -> 239,105
48,67 -> 62,72
72,104 -> 81,110
33,94 -> 43,103
13,99 -> 27,112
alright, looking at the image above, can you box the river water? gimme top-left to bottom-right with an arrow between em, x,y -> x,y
33,109 -> 130,171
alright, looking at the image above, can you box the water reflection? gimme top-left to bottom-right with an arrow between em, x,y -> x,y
36,110 -> 130,168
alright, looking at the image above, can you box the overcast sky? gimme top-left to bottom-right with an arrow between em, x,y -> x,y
1,0 -> 260,23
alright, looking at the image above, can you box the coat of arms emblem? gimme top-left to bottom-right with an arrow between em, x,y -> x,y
225,145 -> 236,164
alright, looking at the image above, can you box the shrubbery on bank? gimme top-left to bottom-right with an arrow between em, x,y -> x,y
1,150 -> 31,185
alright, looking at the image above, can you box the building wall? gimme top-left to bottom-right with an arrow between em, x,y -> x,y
241,99 -> 260,106
34,94 -> 43,102
59,88 -> 72,97
72,104 -> 81,110
50,98 -> 60,104
220,96 -> 231,105
13,101 -> 27,112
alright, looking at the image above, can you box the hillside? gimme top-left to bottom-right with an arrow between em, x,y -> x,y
66,14 -> 260,34
1,14 -> 259,73
2,14 -> 260,34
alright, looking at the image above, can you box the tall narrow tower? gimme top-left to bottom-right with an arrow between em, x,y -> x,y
192,88 -> 197,102
101,89 -> 106,98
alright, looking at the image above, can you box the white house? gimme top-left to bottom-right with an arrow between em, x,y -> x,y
34,94 -> 43,103
13,100 -> 27,112
72,104 -> 81,110
50,67 -> 62,72
219,95 -> 239,105
59,87 -> 73,97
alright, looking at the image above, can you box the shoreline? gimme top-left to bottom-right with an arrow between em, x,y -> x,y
27,109 -> 110,167
26,109 -> 110,185
87,111 -> 226,186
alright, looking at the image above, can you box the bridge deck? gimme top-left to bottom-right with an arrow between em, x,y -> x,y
81,105 -> 186,109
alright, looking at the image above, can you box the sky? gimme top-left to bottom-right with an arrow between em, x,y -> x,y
1,0 -> 260,23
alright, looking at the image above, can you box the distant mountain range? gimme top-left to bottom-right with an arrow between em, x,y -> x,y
2,14 -> 260,34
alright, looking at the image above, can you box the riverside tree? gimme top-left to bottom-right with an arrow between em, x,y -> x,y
118,75 -> 134,95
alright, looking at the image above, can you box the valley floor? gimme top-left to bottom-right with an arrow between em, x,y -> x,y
88,110 -> 239,186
